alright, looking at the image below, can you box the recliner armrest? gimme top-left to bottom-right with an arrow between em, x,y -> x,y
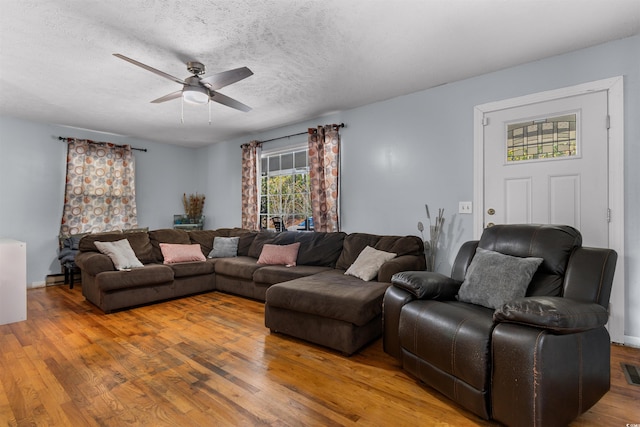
391,271 -> 461,300
493,296 -> 609,334
382,285 -> 416,360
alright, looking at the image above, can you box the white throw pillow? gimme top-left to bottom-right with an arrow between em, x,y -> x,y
345,246 -> 397,281
94,239 -> 144,270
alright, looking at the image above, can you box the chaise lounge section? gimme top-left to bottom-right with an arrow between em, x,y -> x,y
264,232 -> 427,354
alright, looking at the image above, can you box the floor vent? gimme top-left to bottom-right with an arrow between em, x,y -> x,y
621,363 -> 640,386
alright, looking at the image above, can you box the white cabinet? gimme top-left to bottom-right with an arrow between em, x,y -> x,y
0,239 -> 27,325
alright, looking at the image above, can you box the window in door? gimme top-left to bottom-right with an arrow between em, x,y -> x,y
259,146 -> 313,231
506,113 -> 577,162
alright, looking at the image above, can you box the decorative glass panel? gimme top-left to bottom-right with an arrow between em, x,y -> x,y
506,114 -> 577,162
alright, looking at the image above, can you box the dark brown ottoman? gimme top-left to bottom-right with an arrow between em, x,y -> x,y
264,270 -> 391,355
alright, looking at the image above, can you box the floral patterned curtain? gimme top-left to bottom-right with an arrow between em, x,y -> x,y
308,125 -> 340,232
241,140 -> 262,230
60,139 -> 138,236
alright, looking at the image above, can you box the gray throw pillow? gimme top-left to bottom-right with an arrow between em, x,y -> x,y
94,239 -> 144,270
457,248 -> 543,309
208,236 -> 240,258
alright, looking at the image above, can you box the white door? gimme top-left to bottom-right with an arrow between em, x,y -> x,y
474,77 -> 624,344
483,91 -> 608,247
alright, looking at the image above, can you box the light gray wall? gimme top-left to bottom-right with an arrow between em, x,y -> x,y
200,35 -> 640,343
0,116 -> 200,286
1,35 -> 637,343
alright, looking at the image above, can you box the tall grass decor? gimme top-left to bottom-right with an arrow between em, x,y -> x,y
417,204 -> 445,272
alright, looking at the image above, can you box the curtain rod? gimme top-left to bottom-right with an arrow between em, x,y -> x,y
242,123 -> 345,146
260,130 -> 307,144
58,136 -> 148,152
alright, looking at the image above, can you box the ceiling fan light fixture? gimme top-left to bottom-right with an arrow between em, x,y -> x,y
183,86 -> 209,104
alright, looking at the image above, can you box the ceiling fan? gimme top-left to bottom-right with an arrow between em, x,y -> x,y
113,53 -> 253,112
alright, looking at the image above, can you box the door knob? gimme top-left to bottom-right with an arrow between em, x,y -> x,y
487,208 -> 495,215
486,222 -> 495,228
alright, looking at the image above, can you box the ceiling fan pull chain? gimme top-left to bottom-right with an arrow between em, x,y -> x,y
208,100 -> 212,125
181,96 -> 185,124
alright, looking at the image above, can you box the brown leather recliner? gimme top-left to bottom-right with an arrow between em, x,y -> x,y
383,224 -> 617,427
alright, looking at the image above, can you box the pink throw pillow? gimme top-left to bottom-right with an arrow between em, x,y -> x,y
160,243 -> 206,264
257,242 -> 301,267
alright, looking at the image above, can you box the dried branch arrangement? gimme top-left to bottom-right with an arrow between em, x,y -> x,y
417,204 -> 445,272
183,193 -> 206,220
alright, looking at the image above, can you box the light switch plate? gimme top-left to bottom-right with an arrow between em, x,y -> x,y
459,201 -> 473,214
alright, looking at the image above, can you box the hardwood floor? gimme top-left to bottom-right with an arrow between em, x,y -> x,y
1,285 -> 638,426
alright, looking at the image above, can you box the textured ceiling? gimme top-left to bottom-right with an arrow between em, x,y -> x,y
1,0 -> 639,147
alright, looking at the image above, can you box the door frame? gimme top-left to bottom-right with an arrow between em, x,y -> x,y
473,76 -> 625,343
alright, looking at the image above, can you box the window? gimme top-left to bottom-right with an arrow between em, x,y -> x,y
259,145 -> 313,231
506,114 -> 577,162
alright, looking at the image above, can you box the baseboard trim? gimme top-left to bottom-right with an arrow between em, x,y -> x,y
29,281 -> 46,289
624,335 -> 640,349
46,274 -> 65,286
44,273 -> 80,287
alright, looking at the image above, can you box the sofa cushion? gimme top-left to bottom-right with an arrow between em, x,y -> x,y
94,239 -> 144,271
336,233 -> 380,270
169,260 -> 216,278
189,229 -> 257,257
265,270 -> 390,326
257,243 -> 301,266
78,231 -> 124,252
148,229 -> 191,262
345,246 -> 397,281
457,248 -> 543,310
253,265 -> 332,285
122,231 -> 155,264
160,243 -> 207,264
188,230 -> 220,256
247,231 -> 298,258
79,231 -> 155,264
294,232 -> 346,267
478,224 -> 581,297
236,231 -> 258,257
95,264 -> 174,292
248,231 -> 279,258
214,256 -> 264,280
336,233 -> 423,270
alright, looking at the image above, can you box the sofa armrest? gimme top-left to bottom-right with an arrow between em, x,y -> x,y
493,296 -> 609,334
75,252 -> 116,275
391,271 -> 461,300
378,255 -> 426,282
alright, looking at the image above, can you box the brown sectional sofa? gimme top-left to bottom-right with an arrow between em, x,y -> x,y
75,227 -> 425,354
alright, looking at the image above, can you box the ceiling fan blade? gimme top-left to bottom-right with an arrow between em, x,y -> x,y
209,90 -> 252,112
113,53 -> 185,85
200,67 -> 253,90
150,90 -> 183,103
